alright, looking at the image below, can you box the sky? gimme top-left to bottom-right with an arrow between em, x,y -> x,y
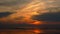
0,0 -> 60,12
0,0 -> 60,25
0,0 -> 60,34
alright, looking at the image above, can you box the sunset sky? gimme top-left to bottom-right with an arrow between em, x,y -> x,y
0,0 -> 60,25
0,0 -> 60,34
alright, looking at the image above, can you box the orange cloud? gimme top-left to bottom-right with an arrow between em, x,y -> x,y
0,0 -> 48,25
8,0 -> 47,24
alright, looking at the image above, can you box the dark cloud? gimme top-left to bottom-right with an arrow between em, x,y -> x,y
0,0 -> 32,12
32,12 -> 60,22
0,12 -> 14,18
0,0 -> 31,6
0,2 -> 17,6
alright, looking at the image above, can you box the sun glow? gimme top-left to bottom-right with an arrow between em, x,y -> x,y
7,0 -> 47,24
33,29 -> 43,34
32,21 -> 42,25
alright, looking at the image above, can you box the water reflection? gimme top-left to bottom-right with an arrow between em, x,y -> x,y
0,28 -> 60,34
0,28 -> 43,34
33,29 -> 41,34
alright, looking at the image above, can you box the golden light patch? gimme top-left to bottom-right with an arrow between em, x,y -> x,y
32,21 -> 42,25
5,0 -> 47,24
33,29 -> 43,34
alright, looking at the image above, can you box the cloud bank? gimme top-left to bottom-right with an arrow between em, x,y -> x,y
0,0 -> 60,24
32,12 -> 60,22
0,12 -> 14,18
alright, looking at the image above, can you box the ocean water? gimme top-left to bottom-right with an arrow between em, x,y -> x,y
0,28 -> 60,34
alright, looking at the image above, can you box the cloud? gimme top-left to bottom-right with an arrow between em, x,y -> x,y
0,12 -> 14,18
0,0 -> 31,6
0,2 -> 17,6
32,12 -> 60,22
0,0 -> 32,12
0,0 -> 60,12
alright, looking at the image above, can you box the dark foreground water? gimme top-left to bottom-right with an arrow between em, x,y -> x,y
0,24 -> 60,34
0,28 -> 60,34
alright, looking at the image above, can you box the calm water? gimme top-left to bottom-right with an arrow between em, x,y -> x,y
0,28 -> 60,34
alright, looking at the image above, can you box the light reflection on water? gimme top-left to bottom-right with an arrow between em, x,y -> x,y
0,28 -> 43,34
0,28 -> 60,34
